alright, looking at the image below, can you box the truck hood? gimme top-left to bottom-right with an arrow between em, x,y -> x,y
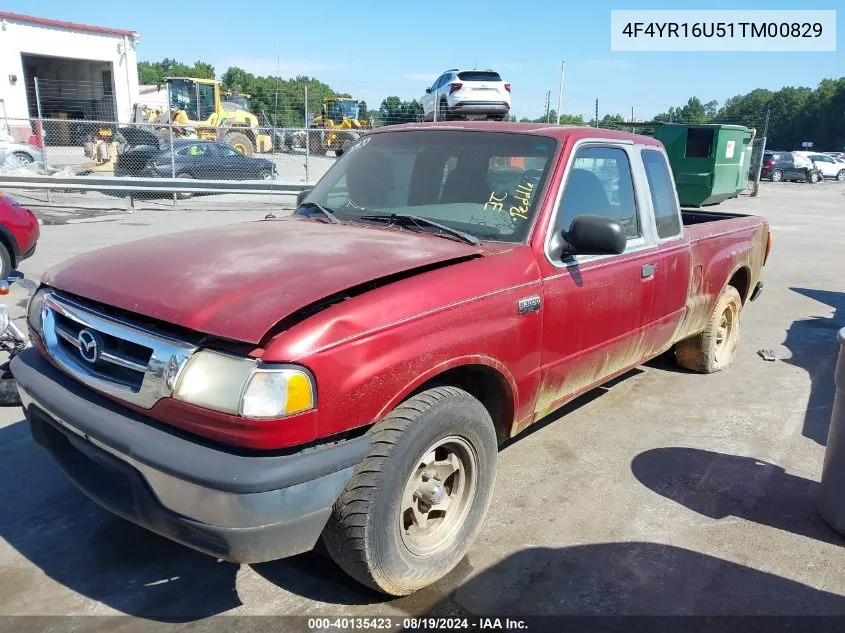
43,217 -> 481,344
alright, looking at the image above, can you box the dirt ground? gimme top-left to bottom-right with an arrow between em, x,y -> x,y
0,180 -> 843,628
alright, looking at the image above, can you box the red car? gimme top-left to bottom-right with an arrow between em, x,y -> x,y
14,123 -> 770,595
0,192 -> 39,279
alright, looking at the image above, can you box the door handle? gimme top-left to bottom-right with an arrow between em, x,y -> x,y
641,263 -> 656,279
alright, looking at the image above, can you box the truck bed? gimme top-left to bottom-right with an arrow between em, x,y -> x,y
681,208 -> 750,226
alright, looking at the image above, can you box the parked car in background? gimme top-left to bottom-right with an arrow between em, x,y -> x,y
761,151 -> 821,183
421,69 -> 511,122
0,192 -> 40,279
115,139 -> 277,183
0,138 -> 44,171
794,151 -> 845,181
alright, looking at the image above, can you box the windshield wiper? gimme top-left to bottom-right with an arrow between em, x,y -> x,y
298,201 -> 341,224
359,213 -> 480,246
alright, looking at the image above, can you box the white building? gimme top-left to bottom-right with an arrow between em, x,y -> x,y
0,11 -> 140,142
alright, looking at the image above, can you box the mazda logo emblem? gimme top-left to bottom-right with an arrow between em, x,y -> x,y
77,329 -> 102,364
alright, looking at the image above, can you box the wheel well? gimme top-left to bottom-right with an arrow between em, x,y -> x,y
728,267 -> 751,304
414,364 -> 514,444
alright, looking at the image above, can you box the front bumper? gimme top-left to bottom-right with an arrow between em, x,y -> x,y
11,347 -> 369,564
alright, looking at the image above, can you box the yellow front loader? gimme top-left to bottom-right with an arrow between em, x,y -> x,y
135,78 -> 271,156
307,97 -> 371,155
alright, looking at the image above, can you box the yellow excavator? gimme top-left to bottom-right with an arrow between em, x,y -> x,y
134,77 -> 271,156
307,97 -> 371,155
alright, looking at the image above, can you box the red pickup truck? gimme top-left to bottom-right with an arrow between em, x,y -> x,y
13,122 -> 770,596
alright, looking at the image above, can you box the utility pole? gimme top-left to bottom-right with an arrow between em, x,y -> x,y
545,91 -> 551,124
556,60 -> 565,125
631,106 -> 634,132
595,98 -> 599,128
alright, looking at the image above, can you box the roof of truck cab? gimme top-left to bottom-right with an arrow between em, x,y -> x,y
369,121 -> 663,146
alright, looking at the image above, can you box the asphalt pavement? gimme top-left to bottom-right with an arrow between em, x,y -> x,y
0,181 -> 843,625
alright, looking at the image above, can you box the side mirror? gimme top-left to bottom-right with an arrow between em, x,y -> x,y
296,188 -> 312,206
425,87 -> 432,94
552,214 -> 627,257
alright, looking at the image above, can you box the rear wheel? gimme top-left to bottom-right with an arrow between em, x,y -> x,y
770,169 -> 783,182
10,152 -> 34,168
809,171 -> 821,184
837,170 -> 845,181
436,99 -> 449,122
675,285 -> 743,373
175,172 -> 194,200
308,131 -> 327,156
323,386 -> 498,596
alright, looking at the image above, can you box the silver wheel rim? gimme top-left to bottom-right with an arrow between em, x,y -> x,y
714,304 -> 736,363
10,154 -> 33,168
772,171 -> 782,181
399,435 -> 478,557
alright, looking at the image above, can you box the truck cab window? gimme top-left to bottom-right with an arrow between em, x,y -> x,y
556,146 -> 639,241
642,149 -> 682,239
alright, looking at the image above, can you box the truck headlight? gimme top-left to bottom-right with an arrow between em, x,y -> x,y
173,349 -> 315,419
27,285 -> 51,333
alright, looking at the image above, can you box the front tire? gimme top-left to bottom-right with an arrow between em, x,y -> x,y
223,131 -> 255,157
323,386 -> 497,596
675,285 -> 743,373
0,242 -> 11,280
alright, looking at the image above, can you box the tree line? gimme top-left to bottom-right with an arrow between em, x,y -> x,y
137,59 -> 845,149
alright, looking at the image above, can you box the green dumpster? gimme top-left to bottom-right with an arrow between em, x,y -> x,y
654,123 -> 756,207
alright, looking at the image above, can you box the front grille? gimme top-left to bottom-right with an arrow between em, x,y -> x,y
40,293 -> 198,409
52,311 -> 152,390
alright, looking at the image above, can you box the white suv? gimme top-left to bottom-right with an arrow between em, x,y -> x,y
794,151 -> 845,181
421,69 -> 511,122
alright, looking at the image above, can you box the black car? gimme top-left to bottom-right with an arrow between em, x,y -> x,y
115,140 -> 277,181
761,151 -> 821,183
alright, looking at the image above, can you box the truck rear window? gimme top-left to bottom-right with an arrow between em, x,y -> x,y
457,71 -> 502,82
305,130 -> 558,243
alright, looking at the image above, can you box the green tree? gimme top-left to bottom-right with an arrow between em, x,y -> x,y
137,58 -> 214,84
378,97 -> 424,125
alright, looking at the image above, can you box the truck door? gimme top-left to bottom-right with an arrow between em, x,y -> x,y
639,148 -> 692,355
535,143 -> 657,418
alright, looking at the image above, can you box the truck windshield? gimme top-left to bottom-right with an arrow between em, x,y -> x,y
328,100 -> 361,121
305,130 -> 557,243
168,80 -> 198,119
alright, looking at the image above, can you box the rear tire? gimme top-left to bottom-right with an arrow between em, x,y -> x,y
175,172 -> 193,200
770,169 -> 783,182
675,285 -> 743,373
323,386 -> 498,596
809,171 -> 821,184
10,152 -> 34,168
837,170 -> 845,181
436,99 -> 449,122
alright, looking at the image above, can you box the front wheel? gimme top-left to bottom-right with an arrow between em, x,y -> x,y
323,386 -> 498,596
675,285 -> 743,373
